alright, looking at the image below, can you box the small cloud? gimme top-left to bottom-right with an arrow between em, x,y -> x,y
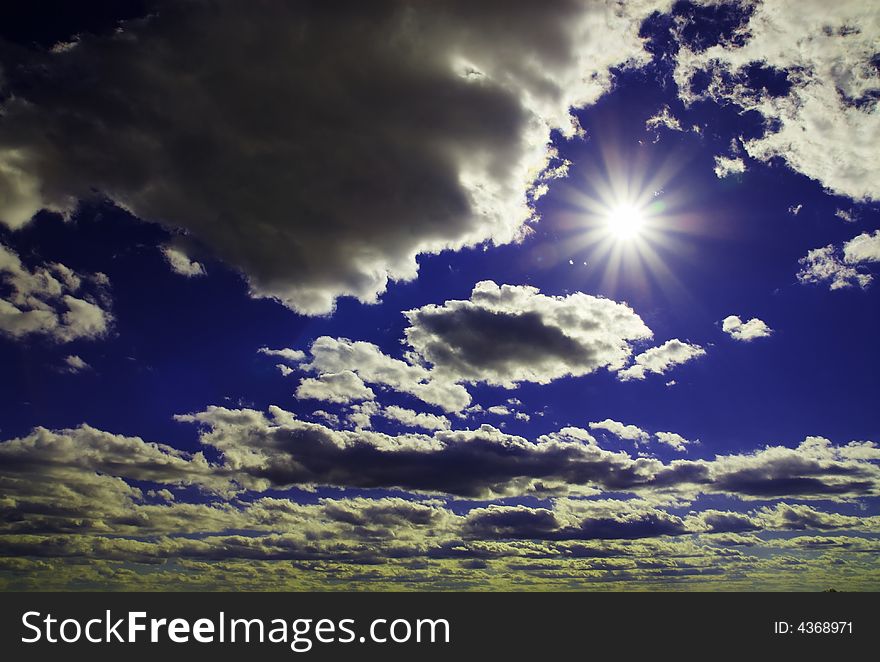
296,371 -> 375,404
713,155 -> 746,178
797,244 -> 873,290
834,208 -> 855,223
788,204 -> 802,215
62,354 -> 90,373
721,315 -> 773,342
654,431 -> 694,452
645,105 -> 683,136
589,419 -> 650,444
258,347 -> 306,363
618,339 -> 705,382
843,230 -> 880,265
161,244 -> 206,277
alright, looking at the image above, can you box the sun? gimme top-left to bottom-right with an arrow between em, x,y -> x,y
604,202 -> 646,240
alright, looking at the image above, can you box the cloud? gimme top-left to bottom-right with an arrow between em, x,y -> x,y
2,415 -> 880,590
589,419 -> 650,443
0,242 -> 112,342
295,371 -> 375,404
617,339 -> 705,381
835,208 -> 856,223
61,354 -> 90,373
654,431 -> 693,452
168,406 -> 880,501
160,244 -> 206,277
721,315 -> 772,341
257,347 -> 306,363
404,281 -> 652,387
465,499 -> 688,541
379,405 -> 451,432
797,243 -> 872,290
0,424 -> 229,502
0,0 -> 668,314
712,155 -> 746,178
673,0 -> 880,201
843,230 -> 880,265
645,105 -> 683,133
302,336 -> 471,413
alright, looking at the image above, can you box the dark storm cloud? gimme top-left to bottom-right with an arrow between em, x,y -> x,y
0,0 -> 663,313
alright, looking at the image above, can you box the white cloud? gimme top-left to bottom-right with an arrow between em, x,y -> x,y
303,336 -> 470,413
379,405 -> 451,432
721,315 -> 772,341
347,401 -> 380,431
258,347 -> 306,363
275,364 -> 294,377
62,354 -> 90,373
404,281 -> 653,387
0,0 -> 671,314
674,0 -> 880,201
654,431 -> 692,452
713,155 -> 746,178
645,105 -> 683,133
160,244 -> 206,277
487,406 -> 512,416
0,243 -> 112,343
295,371 -> 375,404
589,419 -> 650,443
618,339 -> 705,381
834,208 -> 855,224
797,243 -> 872,290
843,230 -> 880,265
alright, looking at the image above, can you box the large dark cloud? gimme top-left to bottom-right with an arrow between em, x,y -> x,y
176,407 -> 880,501
0,0 -> 663,313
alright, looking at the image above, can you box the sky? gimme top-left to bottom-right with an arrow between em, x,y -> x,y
0,0 -> 879,591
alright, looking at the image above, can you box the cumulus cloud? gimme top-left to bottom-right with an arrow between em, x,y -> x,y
167,406 -> 880,501
721,315 -> 772,341
654,431 -> 693,452
843,230 -> 880,265
302,336 -> 470,413
0,243 -> 112,342
617,339 -> 705,381
0,424 -> 229,501
404,281 -> 653,387
378,405 -> 451,432
712,155 -> 746,178
2,414 -> 880,590
295,371 -> 375,404
160,244 -> 206,277
589,419 -> 650,444
0,0 -> 669,314
797,243 -> 872,290
674,0 -> 880,201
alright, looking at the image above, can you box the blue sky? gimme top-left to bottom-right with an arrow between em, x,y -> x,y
1,1 -> 879,590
